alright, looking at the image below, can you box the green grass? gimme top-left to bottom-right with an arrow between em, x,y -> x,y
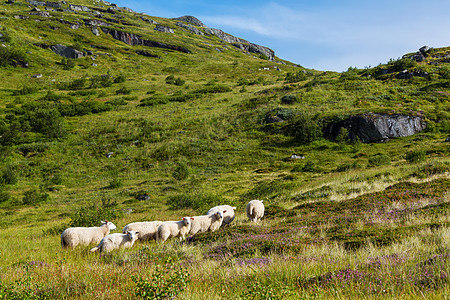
0,0 -> 449,299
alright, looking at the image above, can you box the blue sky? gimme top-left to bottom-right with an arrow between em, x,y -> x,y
111,0 -> 450,71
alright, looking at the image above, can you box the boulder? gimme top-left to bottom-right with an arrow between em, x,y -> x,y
27,0 -> 45,6
92,26 -> 100,36
50,44 -> 84,59
205,27 -> 247,44
154,25 -> 174,34
172,15 -> 206,27
29,11 -> 51,17
70,5 -> 90,12
176,22 -> 204,35
325,113 -> 426,143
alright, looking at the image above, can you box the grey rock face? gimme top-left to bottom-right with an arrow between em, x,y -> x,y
154,25 -> 174,34
326,113 -> 426,143
27,0 -> 46,6
51,44 -> 84,59
176,22 -> 204,35
172,15 -> 206,27
29,11 -> 51,17
92,26 -> 100,36
205,28 -> 247,44
70,5 -> 90,12
103,29 -> 190,53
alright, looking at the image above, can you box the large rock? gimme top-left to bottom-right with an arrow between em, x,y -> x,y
50,44 -> 84,59
325,113 -> 426,143
205,27 -> 247,44
102,28 -> 190,53
172,15 -> 206,27
176,22 -> 204,35
154,25 -> 174,34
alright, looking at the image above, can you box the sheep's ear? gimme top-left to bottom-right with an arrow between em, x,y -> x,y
101,220 -> 106,224
191,217 -> 194,220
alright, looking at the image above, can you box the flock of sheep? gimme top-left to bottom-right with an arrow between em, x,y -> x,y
61,200 -> 265,255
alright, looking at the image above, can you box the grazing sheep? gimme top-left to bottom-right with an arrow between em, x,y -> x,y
90,230 -> 139,255
157,217 -> 192,242
61,221 -> 117,249
246,200 -> 264,222
189,210 -> 225,236
207,205 -> 236,226
122,221 -> 162,241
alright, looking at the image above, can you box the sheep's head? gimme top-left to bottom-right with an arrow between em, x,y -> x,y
102,221 -> 117,231
183,217 -> 193,226
215,211 -> 224,220
126,230 -> 139,241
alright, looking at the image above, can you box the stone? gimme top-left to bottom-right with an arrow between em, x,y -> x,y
15,15 -> 29,19
29,11 -> 51,17
445,137 -> 450,142
141,17 -> 158,24
325,113 -> 427,143
172,15 -> 206,27
70,5 -> 90,12
31,74 -> 42,78
50,44 -> 84,59
154,25 -> 174,34
45,1 -> 61,8
27,0 -> 45,6
175,22 -> 204,35
92,26 -> 100,36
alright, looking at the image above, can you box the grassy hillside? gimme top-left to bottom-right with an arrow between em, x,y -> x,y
0,0 -> 448,299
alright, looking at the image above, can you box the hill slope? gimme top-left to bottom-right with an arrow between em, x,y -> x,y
0,0 -> 448,299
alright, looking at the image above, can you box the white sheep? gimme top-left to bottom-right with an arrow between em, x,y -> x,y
246,200 -> 264,222
122,221 -> 162,241
189,210 -> 225,236
207,205 -> 236,226
157,217 -> 193,242
90,230 -> 139,255
61,221 -> 117,249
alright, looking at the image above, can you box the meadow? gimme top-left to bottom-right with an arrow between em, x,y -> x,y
0,0 -> 449,299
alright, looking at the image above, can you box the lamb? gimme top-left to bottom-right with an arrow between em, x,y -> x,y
90,230 -> 139,255
246,200 -> 264,222
207,205 -> 236,226
157,217 -> 193,242
61,221 -> 117,249
122,221 -> 162,241
189,210 -> 225,236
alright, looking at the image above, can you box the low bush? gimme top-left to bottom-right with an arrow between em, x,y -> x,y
0,165 -> 17,186
172,162 -> 189,181
0,190 -> 10,203
12,85 -> 38,96
0,46 -> 27,67
280,94 -> 297,104
168,192 -> 224,213
368,153 -> 391,166
69,198 -> 122,227
405,150 -> 426,163
22,188 -> 50,205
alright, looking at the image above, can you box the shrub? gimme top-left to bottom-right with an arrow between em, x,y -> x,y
289,113 -> 322,144
115,86 -> 132,95
69,198 -> 122,227
405,150 -> 426,163
368,153 -> 391,166
168,192 -> 224,212
336,161 -> 361,172
280,94 -> 297,104
0,46 -> 27,67
132,258 -> 190,300
61,57 -> 75,70
22,188 -> 50,205
108,177 -> 123,189
172,162 -> 189,181
285,70 -> 310,83
90,75 -> 113,88
12,85 -> 38,96
0,165 -> 17,186
114,74 -> 126,83
0,190 -> 10,203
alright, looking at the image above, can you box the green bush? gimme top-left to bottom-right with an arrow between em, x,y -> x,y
0,190 -> 10,203
289,113 -> 322,144
115,86 -> 132,95
90,75 -> 113,88
405,150 -> 426,163
172,162 -> 189,181
168,192 -> 224,212
69,198 -> 122,227
285,70 -> 310,83
280,94 -> 297,104
12,85 -> 38,96
0,165 -> 17,186
368,153 -> 391,166
22,188 -> 50,205
0,46 -> 27,67
114,74 -> 126,83
61,57 -> 75,70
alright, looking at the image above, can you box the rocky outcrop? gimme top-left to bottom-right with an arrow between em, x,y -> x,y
51,44 -> 84,59
176,22 -> 204,35
70,5 -> 90,12
172,15 -> 206,27
205,28 -> 247,44
234,43 -> 275,60
325,113 -> 426,143
404,45 -> 430,62
154,25 -> 174,34
102,29 -> 190,53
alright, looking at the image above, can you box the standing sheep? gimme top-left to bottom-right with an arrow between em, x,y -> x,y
189,210 -> 225,236
61,221 -> 117,249
90,230 -> 140,255
157,217 -> 193,242
207,205 -> 236,226
246,200 -> 264,222
122,221 -> 162,241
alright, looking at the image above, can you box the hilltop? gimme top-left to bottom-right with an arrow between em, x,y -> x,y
0,0 -> 449,299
